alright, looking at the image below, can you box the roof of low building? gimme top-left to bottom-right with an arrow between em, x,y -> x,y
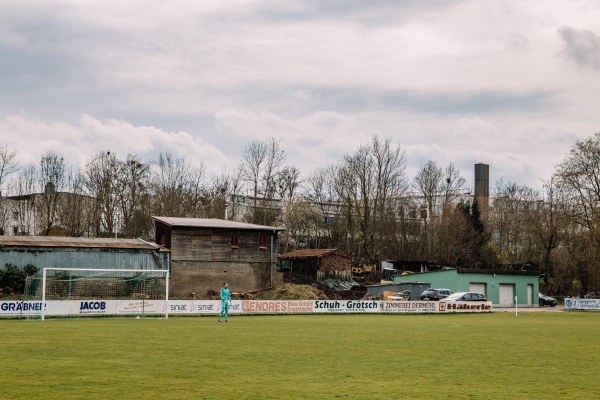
398,267 -> 540,276
0,236 -> 162,250
278,249 -> 347,259
152,216 -> 284,231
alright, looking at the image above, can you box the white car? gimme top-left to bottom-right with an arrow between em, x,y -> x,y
387,291 -> 410,301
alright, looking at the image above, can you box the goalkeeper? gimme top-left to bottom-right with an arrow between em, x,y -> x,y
218,282 -> 231,322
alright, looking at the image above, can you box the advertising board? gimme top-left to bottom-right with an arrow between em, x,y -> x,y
564,298 -> 600,311
0,300 -> 494,317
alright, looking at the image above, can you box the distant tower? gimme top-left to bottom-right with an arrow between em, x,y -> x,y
474,163 -> 489,219
474,163 -> 489,198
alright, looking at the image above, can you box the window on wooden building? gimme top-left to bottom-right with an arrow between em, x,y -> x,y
231,233 -> 239,249
259,235 -> 267,249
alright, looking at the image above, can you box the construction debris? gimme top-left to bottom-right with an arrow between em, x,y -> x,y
322,277 -> 358,291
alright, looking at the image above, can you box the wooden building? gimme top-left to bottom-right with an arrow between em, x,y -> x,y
278,249 -> 352,281
152,216 -> 284,297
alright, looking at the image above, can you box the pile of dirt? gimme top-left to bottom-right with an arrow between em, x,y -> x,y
224,271 -> 380,301
246,282 -> 368,301
283,271 -> 319,286
253,283 -> 325,300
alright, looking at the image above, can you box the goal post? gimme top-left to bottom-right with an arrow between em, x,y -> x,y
25,268 -> 169,320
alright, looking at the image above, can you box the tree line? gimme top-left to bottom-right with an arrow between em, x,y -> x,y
1,133 -> 600,296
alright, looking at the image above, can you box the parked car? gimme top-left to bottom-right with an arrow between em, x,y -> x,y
583,292 -> 600,299
420,288 -> 454,301
443,292 -> 487,301
387,290 -> 410,301
538,292 -> 557,307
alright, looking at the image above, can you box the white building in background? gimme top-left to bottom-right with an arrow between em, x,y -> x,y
0,190 -> 97,237
0,196 -> 34,236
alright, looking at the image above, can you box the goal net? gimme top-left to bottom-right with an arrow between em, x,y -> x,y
24,268 -> 169,320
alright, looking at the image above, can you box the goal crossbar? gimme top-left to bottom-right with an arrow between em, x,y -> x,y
40,268 -> 170,320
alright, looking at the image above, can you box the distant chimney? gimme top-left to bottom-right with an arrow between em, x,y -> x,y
45,181 -> 56,194
474,163 -> 489,198
474,163 -> 489,220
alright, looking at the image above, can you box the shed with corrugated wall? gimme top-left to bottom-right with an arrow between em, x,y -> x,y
0,236 -> 170,273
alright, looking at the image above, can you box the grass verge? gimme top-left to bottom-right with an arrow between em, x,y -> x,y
1,312 -> 597,399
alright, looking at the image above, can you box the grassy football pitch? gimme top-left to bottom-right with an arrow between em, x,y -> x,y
1,312 -> 598,399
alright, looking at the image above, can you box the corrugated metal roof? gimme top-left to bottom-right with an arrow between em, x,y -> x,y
278,249 -> 342,259
0,236 -> 161,250
152,216 -> 284,231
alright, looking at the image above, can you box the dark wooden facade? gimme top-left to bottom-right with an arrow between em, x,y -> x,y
278,249 -> 352,281
153,217 -> 283,297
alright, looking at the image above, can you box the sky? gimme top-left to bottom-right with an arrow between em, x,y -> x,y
1,0 -> 599,193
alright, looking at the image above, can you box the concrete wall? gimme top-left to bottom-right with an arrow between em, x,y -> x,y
170,260 -> 281,298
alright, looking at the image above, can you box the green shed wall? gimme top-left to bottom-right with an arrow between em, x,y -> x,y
394,269 -> 539,307
393,270 -> 457,292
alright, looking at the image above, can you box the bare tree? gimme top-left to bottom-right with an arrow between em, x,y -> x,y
276,166 -> 302,199
412,161 -> 468,263
116,155 -> 150,238
263,138 -> 285,199
150,152 -> 205,218
531,177 -> 567,288
278,197 -> 323,252
241,138 -> 284,225
489,179 -> 539,264
436,201 -> 479,266
305,166 -> 339,248
413,161 -> 443,259
441,163 -> 466,209
12,165 -> 37,235
58,166 -> 96,237
242,139 -> 266,219
200,172 -> 230,219
369,136 -> 408,262
0,144 -> 20,235
555,132 -> 600,293
414,161 -> 443,218
85,151 -> 121,237
0,144 -> 19,194
223,165 -> 246,221
335,136 -> 407,263
36,150 -> 67,235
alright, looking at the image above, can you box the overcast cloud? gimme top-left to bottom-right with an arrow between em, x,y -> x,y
0,0 -> 599,192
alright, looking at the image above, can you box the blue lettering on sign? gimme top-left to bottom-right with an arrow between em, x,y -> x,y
79,301 -> 107,311
1,302 -> 43,312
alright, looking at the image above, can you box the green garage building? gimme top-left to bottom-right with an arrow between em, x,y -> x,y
393,268 -> 540,307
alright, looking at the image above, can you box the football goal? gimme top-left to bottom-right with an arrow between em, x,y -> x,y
24,268 -> 170,320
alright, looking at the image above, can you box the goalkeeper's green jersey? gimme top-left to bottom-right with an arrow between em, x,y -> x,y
220,287 -> 231,303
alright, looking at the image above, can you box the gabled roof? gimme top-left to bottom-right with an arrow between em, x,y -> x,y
278,249 -> 346,259
152,216 -> 284,231
0,236 -> 162,250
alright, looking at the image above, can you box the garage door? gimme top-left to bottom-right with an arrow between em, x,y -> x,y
499,284 -> 514,307
470,283 -> 485,295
